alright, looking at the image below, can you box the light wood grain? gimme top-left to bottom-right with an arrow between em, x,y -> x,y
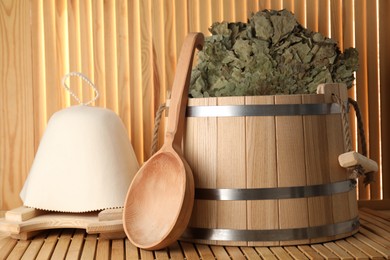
0,0 -> 34,211
302,93 -> 333,244
216,96 -> 247,246
246,96 -> 278,247
0,0 -> 387,215
185,98 -> 218,245
0,208 -> 389,259
379,0 -> 390,200
275,94 -> 309,245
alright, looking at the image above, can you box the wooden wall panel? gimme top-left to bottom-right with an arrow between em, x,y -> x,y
0,0 -> 34,209
379,0 -> 390,199
0,0 -> 388,210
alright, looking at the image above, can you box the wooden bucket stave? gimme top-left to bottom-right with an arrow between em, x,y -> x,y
179,84 -> 359,246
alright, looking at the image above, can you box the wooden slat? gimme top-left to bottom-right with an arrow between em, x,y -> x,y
195,244 -> 214,259
116,0 -> 131,137
284,246 -> 310,260
210,245 -> 231,259
275,95 -> 309,246
240,246 -> 262,260
96,238 -> 110,260
168,241 -> 184,259
51,229 -> 73,259
8,240 -> 29,260
36,229 -> 61,259
294,0 -> 306,26
79,0 -> 94,106
0,237 -> 17,259
311,244 -> 339,260
302,93 -> 334,244
330,0 -> 343,49
306,0 -> 319,31
298,245 -> 325,259
354,233 -> 390,259
379,0 -> 390,200
365,0 -> 381,200
80,234 -> 98,259
128,0 -> 144,163
345,236 -> 385,259
255,247 -> 278,260
180,241 -> 200,259
155,248 -> 170,260
318,0 -> 330,37
65,229 -> 85,260
139,0 -> 154,160
323,242 -> 354,260
216,96 -> 246,246
125,239 -> 139,259
21,233 -> 46,260
246,96 -> 278,247
335,239 -> 370,259
111,239 -> 124,260
354,0 -> 370,200
225,246 -> 246,259
270,247 -> 295,260
67,0 -> 82,107
139,248 -> 154,260
358,227 -> 390,248
185,98 -> 217,245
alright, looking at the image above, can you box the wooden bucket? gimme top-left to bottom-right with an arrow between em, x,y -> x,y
179,84 -> 359,246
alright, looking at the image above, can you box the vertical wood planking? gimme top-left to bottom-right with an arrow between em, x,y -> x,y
91,0 -> 106,108
246,96 -> 278,246
211,0 -> 223,22
151,0 -> 166,150
79,0 -> 94,105
116,0 -> 131,136
306,0 -> 318,31
354,0 -> 370,199
128,0 -> 144,163
379,0 -> 390,199
139,0 -> 154,160
302,93 -> 333,244
330,0 -> 343,49
270,0 -> 282,10
43,1 -> 62,121
104,0 -> 118,113
294,0 -> 306,26
275,95 -> 309,245
217,96 -> 247,246
0,0 -> 388,211
67,0 -> 82,107
318,0 -> 329,37
31,0 -> 46,151
222,0 -> 235,21
0,0 -> 34,209
366,0 -> 381,200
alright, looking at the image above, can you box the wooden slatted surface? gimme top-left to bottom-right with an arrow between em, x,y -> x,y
0,209 -> 389,259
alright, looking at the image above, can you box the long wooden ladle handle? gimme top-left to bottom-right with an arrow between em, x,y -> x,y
165,33 -> 204,150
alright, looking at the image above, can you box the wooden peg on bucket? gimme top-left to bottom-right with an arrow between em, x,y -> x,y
338,151 -> 378,173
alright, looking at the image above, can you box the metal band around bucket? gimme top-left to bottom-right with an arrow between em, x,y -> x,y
181,217 -> 359,241
186,103 -> 343,117
195,179 -> 356,201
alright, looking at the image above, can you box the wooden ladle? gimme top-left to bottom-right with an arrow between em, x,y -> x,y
123,33 -> 204,250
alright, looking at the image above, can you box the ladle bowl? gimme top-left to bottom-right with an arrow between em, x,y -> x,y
123,33 -> 204,250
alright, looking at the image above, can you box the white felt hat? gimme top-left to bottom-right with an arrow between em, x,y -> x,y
20,73 -> 139,212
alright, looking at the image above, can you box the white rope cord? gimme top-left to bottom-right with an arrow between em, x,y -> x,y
62,72 -> 99,106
